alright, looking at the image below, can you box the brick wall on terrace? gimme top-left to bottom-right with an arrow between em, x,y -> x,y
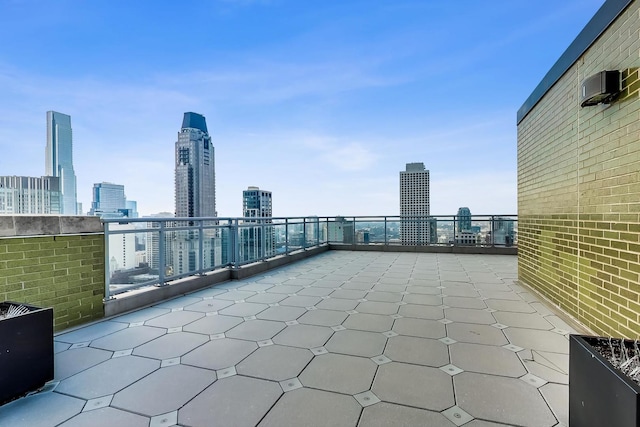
518,1 -> 640,338
0,216 -> 104,331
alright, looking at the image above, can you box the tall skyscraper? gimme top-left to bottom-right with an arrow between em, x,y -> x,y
457,207 -> 472,232
174,112 -> 216,218
241,186 -> 274,261
400,162 -> 430,244
46,111 -> 77,215
172,112 -> 219,275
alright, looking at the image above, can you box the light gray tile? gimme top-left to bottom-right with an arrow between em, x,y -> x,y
265,284 -> 304,294
384,336 -> 449,367
183,299 -> 233,313
182,338 -> 257,370
111,307 -> 171,324
112,365 -> 216,416
300,353 -> 376,394
356,301 -> 399,315
317,298 -> 359,311
486,299 -> 536,313
398,304 -> 444,320
493,311 -> 554,330
504,328 -> 569,354
218,302 -> 269,317
179,376 -> 282,427
272,324 -> 334,348
56,321 -> 129,344
236,344 -> 313,381
258,388 -> 361,427
154,296 -> 202,309
59,407 -> 149,427
244,292 -> 287,304
257,305 -> 307,321
57,355 -> 160,399
372,362 -> 455,411
450,342 -> 527,377
0,390 -> 84,427
454,372 -> 557,427
446,323 -> 509,346
55,347 -> 112,380
541,383 -> 569,426
365,291 -> 402,302
182,314 -> 242,335
330,289 -> 368,299
297,286 -> 334,297
392,317 -> 446,339
90,326 -> 165,351
343,312 -> 393,332
480,290 -> 523,301
445,308 -> 497,325
405,285 -> 442,295
226,319 -> 286,341
144,311 -> 204,329
360,401 -> 456,426
213,290 -> 256,301
325,329 -> 386,357
133,332 -> 208,360
298,309 -> 348,326
403,294 -> 443,306
443,296 -> 486,309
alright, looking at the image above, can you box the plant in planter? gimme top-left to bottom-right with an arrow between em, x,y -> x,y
570,334 -> 640,427
0,302 -> 54,406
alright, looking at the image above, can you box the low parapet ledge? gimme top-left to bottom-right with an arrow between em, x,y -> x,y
0,215 -> 103,238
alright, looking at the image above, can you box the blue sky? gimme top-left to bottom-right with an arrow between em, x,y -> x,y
0,0 -> 605,217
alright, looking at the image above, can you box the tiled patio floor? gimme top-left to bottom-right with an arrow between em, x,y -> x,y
0,251 -> 579,427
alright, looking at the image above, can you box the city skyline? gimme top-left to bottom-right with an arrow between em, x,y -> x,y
0,1 -> 606,217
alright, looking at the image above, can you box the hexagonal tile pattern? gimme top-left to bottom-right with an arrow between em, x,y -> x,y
111,307 -> 170,324
360,402 -> 457,427
372,362 -> 455,411
297,286 -> 334,297
330,289 -> 368,299
299,353 -> 377,394
245,293 -> 287,304
316,298 -> 359,311
182,338 -> 257,370
450,342 -> 527,377
365,291 -> 402,302
258,388 -> 361,427
454,372 -> 557,427
56,355 -> 160,399
325,329 -> 386,357
111,365 -> 216,416
236,344 -> 313,381
272,324 -> 334,348
403,294 -> 443,306
446,323 -> 508,346
226,319 -> 285,341
214,290 -> 256,301
182,314 -> 243,335
298,309 -> 348,326
55,321 -> 129,344
486,299 -> 536,313
0,392 -> 85,427
392,317 -> 446,339
179,375 -> 282,427
493,312 -> 555,330
384,336 -> 449,367
265,284 -> 304,294
133,332 -> 208,360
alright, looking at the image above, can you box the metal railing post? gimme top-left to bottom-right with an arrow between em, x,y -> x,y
233,219 -> 240,268
285,218 -> 289,255
103,221 -> 111,300
158,220 -> 166,286
198,220 -> 204,274
303,217 -> 307,249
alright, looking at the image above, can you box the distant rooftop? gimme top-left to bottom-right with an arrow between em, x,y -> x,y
181,112 -> 208,133
404,162 -> 426,172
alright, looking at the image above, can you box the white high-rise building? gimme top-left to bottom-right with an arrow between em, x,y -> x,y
400,162 -> 430,244
46,111 -> 77,215
0,176 -> 61,214
240,186 -> 274,262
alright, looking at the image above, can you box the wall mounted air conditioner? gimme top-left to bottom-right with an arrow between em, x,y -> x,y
580,70 -> 621,107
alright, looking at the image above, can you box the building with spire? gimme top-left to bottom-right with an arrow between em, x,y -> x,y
46,111 -> 77,215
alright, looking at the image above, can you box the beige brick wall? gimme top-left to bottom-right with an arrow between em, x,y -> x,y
518,2 -> 640,338
0,217 -> 105,331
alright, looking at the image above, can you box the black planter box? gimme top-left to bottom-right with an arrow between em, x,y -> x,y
570,334 -> 640,427
0,302 -> 54,406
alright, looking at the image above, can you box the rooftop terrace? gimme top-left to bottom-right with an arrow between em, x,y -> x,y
0,250 -> 579,427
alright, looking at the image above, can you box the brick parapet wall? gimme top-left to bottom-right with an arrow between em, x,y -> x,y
0,216 -> 105,331
518,2 -> 640,338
